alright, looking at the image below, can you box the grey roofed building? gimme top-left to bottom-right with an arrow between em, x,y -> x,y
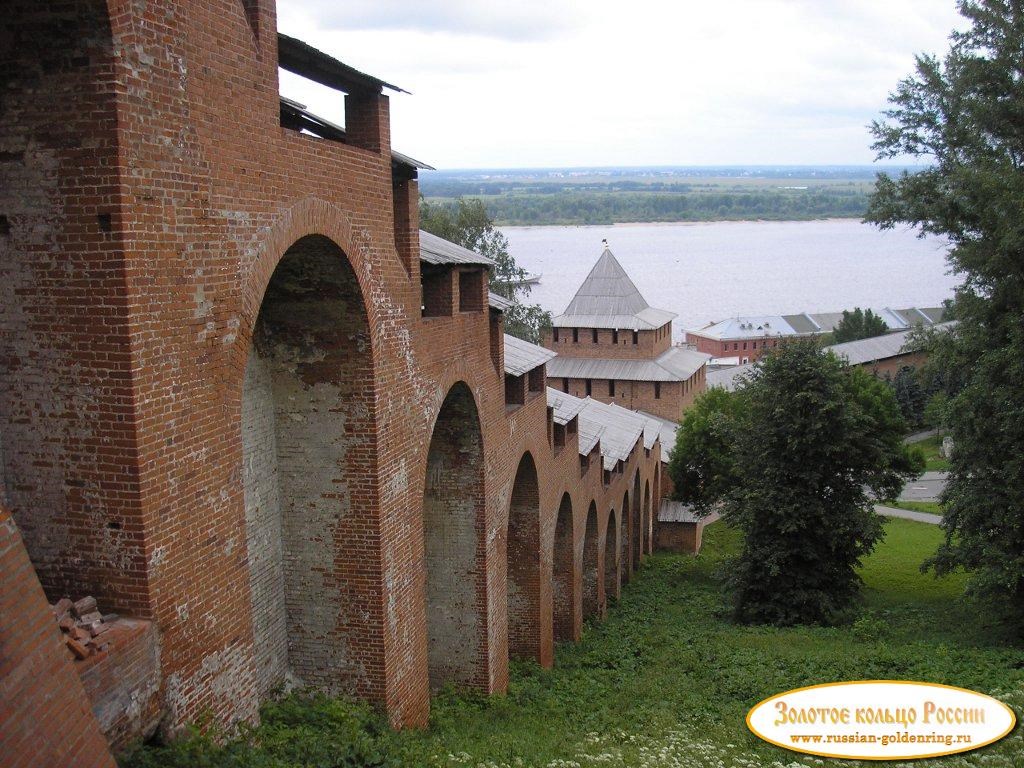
546,345 -> 710,383
419,229 -> 494,266
707,321 -> 956,391
551,247 -> 677,331
687,315 -> 799,341
503,334 -> 556,377
828,321 -> 954,367
689,306 -> 948,342
658,499 -> 702,524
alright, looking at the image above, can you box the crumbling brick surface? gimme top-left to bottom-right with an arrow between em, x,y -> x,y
0,506 -> 115,768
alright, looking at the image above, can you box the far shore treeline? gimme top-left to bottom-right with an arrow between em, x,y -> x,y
417,166 -> 910,226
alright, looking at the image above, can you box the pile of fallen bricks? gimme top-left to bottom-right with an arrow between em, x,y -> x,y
51,596 -> 119,660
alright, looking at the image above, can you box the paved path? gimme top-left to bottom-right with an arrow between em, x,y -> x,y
898,471 -> 947,502
875,504 -> 942,525
904,428 -> 939,444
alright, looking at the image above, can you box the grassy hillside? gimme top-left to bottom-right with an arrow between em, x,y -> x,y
125,519 -> 1022,768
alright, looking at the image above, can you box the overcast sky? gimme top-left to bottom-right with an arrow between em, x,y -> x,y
277,0 -> 965,169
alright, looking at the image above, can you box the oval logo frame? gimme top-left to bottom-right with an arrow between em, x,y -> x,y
746,680 -> 1016,760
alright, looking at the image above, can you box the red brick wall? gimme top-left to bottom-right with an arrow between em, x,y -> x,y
77,619 -> 162,751
689,332 -> 785,362
0,506 -> 115,768
655,521 -> 701,554
555,374 -> 706,422
862,351 -> 928,380
543,323 -> 672,360
1,0 -> 669,741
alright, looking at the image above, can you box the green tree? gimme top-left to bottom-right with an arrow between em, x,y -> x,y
892,365 -> 927,428
420,197 -> 551,343
867,0 -> 1024,631
672,341 -> 922,625
832,307 -> 889,343
666,387 -> 746,515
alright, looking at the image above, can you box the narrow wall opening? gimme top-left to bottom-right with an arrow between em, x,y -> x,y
552,493 -> 574,642
422,383 -> 484,689
582,502 -> 599,619
603,508 -> 619,605
506,453 -> 540,660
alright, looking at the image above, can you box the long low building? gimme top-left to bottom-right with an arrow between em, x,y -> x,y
707,322 -> 955,391
687,306 -> 948,364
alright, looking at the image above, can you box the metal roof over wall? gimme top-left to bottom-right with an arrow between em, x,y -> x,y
504,334 -> 556,377
636,410 -> 679,465
419,230 -> 494,266
547,387 -> 586,426
688,306 -> 948,341
547,346 -> 710,383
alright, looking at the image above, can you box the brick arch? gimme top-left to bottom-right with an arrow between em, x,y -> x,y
581,502 -> 600,619
228,197 -> 382,412
239,231 -> 379,699
506,451 -> 541,661
643,480 -> 652,556
620,488 -> 632,584
421,381 -> 487,690
603,507 -> 619,605
551,492 -> 575,643
631,469 -> 642,570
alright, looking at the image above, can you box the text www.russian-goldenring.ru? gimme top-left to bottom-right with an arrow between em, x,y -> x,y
790,732 -> 973,747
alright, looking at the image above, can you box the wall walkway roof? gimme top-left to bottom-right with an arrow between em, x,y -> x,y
504,334 -> 556,377
419,230 -> 494,266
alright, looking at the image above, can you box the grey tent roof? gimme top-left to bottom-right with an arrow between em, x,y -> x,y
504,334 -> 556,376
546,346 -> 709,383
552,248 -> 677,331
419,230 -> 494,266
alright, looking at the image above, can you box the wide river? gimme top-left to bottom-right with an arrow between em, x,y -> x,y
500,219 -> 957,340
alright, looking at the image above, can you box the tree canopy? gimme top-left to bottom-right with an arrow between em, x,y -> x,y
867,0 -> 1024,632
832,307 -> 890,343
420,197 -> 551,343
668,341 -> 922,625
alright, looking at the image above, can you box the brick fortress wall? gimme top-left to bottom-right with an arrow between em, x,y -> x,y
1,0 -> 667,750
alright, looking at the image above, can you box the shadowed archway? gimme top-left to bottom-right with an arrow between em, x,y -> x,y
552,492 -> 575,642
241,234 -> 376,698
603,508 -> 619,606
582,502 -> 599,619
506,453 -> 541,660
422,383 -> 485,689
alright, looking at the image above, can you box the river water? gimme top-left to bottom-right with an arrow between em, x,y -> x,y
500,220 -> 957,340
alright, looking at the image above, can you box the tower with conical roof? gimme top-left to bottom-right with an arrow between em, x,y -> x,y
542,243 -> 709,421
